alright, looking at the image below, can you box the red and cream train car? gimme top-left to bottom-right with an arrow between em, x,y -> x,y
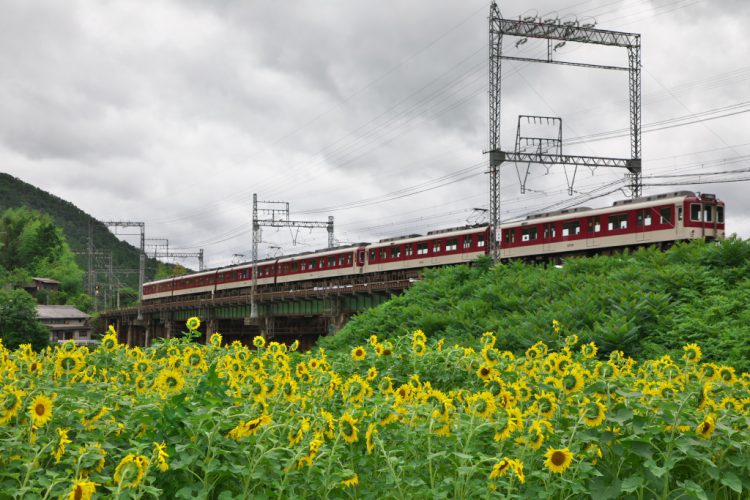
143,191 -> 724,302
499,191 -> 724,260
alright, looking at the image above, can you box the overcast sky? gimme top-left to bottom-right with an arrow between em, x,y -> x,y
1,0 -> 748,269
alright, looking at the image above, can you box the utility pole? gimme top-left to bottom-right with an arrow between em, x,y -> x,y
487,1 -> 642,262
251,193 -> 334,318
102,221 -> 145,319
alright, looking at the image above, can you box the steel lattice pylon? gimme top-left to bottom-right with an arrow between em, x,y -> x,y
487,1 -> 642,262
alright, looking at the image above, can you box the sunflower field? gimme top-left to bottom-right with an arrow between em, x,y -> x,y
1,319 -> 749,499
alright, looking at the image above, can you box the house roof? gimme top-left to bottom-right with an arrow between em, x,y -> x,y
32,277 -> 61,285
36,305 -> 89,320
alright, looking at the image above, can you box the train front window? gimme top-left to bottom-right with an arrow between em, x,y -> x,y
703,206 -> 713,222
690,204 -> 702,221
717,206 -> 725,224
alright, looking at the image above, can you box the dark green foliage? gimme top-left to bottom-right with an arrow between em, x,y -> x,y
321,239 -> 750,372
0,288 -> 50,350
0,173 -> 185,290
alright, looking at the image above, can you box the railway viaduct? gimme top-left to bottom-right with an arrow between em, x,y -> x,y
99,275 -> 415,348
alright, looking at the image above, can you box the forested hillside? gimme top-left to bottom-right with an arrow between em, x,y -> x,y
322,238 -> 750,372
0,173 -> 185,290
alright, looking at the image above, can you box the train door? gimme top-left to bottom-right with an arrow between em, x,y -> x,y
635,210 -> 647,242
357,248 -> 366,272
542,223 -> 554,252
586,217 -> 600,248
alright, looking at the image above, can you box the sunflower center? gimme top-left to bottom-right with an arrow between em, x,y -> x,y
35,403 -> 46,416
61,357 -> 76,370
74,485 -> 83,500
551,451 -> 567,466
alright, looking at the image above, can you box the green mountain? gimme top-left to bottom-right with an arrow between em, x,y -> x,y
0,173 -> 184,300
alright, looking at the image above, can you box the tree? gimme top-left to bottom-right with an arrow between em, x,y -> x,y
0,288 -> 49,351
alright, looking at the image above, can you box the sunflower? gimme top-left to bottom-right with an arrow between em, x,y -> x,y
154,368 -> 186,396
55,352 -> 85,378
67,478 -> 97,500
412,341 -> 427,357
185,317 -> 201,331
227,414 -> 272,440
719,396 -> 740,412
561,370 -> 584,395
534,392 -> 557,419
489,458 -> 512,479
367,366 -> 378,381
476,364 -> 494,381
253,336 -> 266,349
696,414 -> 716,439
581,342 -> 598,359
114,454 -> 149,488
53,427 -> 72,463
565,334 -> 579,347
133,358 -> 152,375
682,343 -> 702,364
340,412 -> 359,443
29,394 -> 53,427
366,422 -> 377,454
341,473 -> 359,488
481,346 -> 500,366
0,386 -> 26,425
79,443 -> 107,475
468,391 -> 496,419
718,366 -> 736,384
580,398 -> 607,427
351,346 -> 366,361
412,329 -> 427,344
209,332 -> 222,347
544,447 -> 574,474
153,442 -> 169,472
288,417 -> 311,447
100,333 -> 118,352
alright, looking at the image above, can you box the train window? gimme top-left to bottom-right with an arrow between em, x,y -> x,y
608,214 -> 628,230
329,256 -> 337,267
703,206 -> 713,222
678,207 -> 683,221
463,236 -> 473,249
690,204 -> 702,221
390,247 -> 401,258
562,221 -> 580,237
477,235 -> 485,247
503,230 -> 512,244
544,224 -> 557,239
368,250 -> 375,262
309,259 -> 317,269
587,217 -> 601,233
405,245 -> 413,256
717,206 -> 724,223
521,228 -> 537,241
433,241 -> 442,252
660,207 -> 672,225
446,239 -> 458,251
218,274 -> 223,283
347,255 -> 352,264
417,242 -> 428,255
291,262 -> 298,272
339,255 -> 346,265
379,249 -> 386,260
301,262 -> 307,271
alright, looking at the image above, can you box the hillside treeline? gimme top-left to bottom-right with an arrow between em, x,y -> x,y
322,238 -> 750,372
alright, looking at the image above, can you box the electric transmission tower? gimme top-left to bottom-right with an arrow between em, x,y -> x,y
487,1 -> 642,262
251,193 -> 334,318
102,221 -> 145,319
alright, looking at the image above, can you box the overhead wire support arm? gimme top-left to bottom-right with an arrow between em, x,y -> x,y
250,194 -> 334,320
486,1 -> 642,263
102,220 -> 146,319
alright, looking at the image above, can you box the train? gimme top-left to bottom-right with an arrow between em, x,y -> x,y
143,191 -> 724,301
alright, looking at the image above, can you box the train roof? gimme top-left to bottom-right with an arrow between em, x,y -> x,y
368,225 -> 487,248
506,191 -> 708,228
